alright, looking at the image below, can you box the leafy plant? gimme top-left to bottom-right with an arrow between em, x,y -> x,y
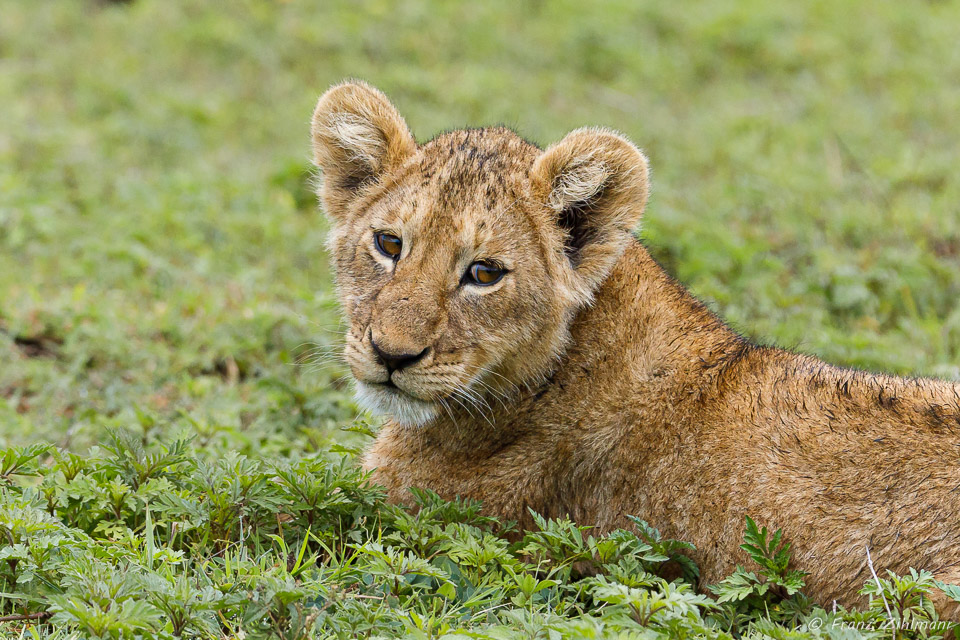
709,516 -> 811,632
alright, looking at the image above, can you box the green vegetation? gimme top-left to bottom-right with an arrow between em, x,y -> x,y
1,0 -> 959,637
0,440 -> 957,638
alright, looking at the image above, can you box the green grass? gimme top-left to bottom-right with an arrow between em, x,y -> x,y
1,0 -> 960,637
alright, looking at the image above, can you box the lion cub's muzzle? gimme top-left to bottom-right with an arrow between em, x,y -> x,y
370,338 -> 429,375
345,327 -> 451,426
356,328 -> 439,397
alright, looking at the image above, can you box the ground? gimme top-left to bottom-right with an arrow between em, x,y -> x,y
1,1 -> 959,638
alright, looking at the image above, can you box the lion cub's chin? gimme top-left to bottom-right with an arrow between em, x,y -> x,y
354,380 -> 439,427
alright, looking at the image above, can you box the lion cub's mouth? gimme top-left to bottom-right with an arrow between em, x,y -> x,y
354,379 -> 439,427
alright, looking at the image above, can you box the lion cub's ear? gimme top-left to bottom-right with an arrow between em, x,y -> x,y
530,127 -> 649,299
311,81 -> 416,219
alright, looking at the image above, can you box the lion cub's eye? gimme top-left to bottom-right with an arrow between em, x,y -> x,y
374,232 -> 402,259
464,261 -> 506,287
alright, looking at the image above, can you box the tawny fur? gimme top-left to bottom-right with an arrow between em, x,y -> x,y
310,80 -> 960,616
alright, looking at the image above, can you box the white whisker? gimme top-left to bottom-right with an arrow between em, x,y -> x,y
453,386 -> 496,430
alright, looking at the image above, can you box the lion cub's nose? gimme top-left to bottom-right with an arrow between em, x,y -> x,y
370,339 -> 429,373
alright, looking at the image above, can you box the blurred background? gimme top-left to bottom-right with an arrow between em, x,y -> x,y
2,0 -> 959,450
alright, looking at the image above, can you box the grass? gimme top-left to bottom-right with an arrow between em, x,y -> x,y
1,0 -> 959,637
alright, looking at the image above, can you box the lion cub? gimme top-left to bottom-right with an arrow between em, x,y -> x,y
310,80 -> 960,614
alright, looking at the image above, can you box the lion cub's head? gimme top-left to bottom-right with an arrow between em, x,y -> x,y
311,81 -> 648,426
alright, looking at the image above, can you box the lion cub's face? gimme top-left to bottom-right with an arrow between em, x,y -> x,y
311,82 -> 649,426
327,137 -> 561,426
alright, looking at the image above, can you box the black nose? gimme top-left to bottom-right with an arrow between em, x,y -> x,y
370,339 -> 429,373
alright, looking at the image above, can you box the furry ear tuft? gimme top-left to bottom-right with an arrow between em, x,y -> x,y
530,127 -> 649,298
311,80 -> 416,218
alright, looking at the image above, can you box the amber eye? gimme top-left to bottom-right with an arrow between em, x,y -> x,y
374,232 -> 402,259
465,261 -> 506,287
